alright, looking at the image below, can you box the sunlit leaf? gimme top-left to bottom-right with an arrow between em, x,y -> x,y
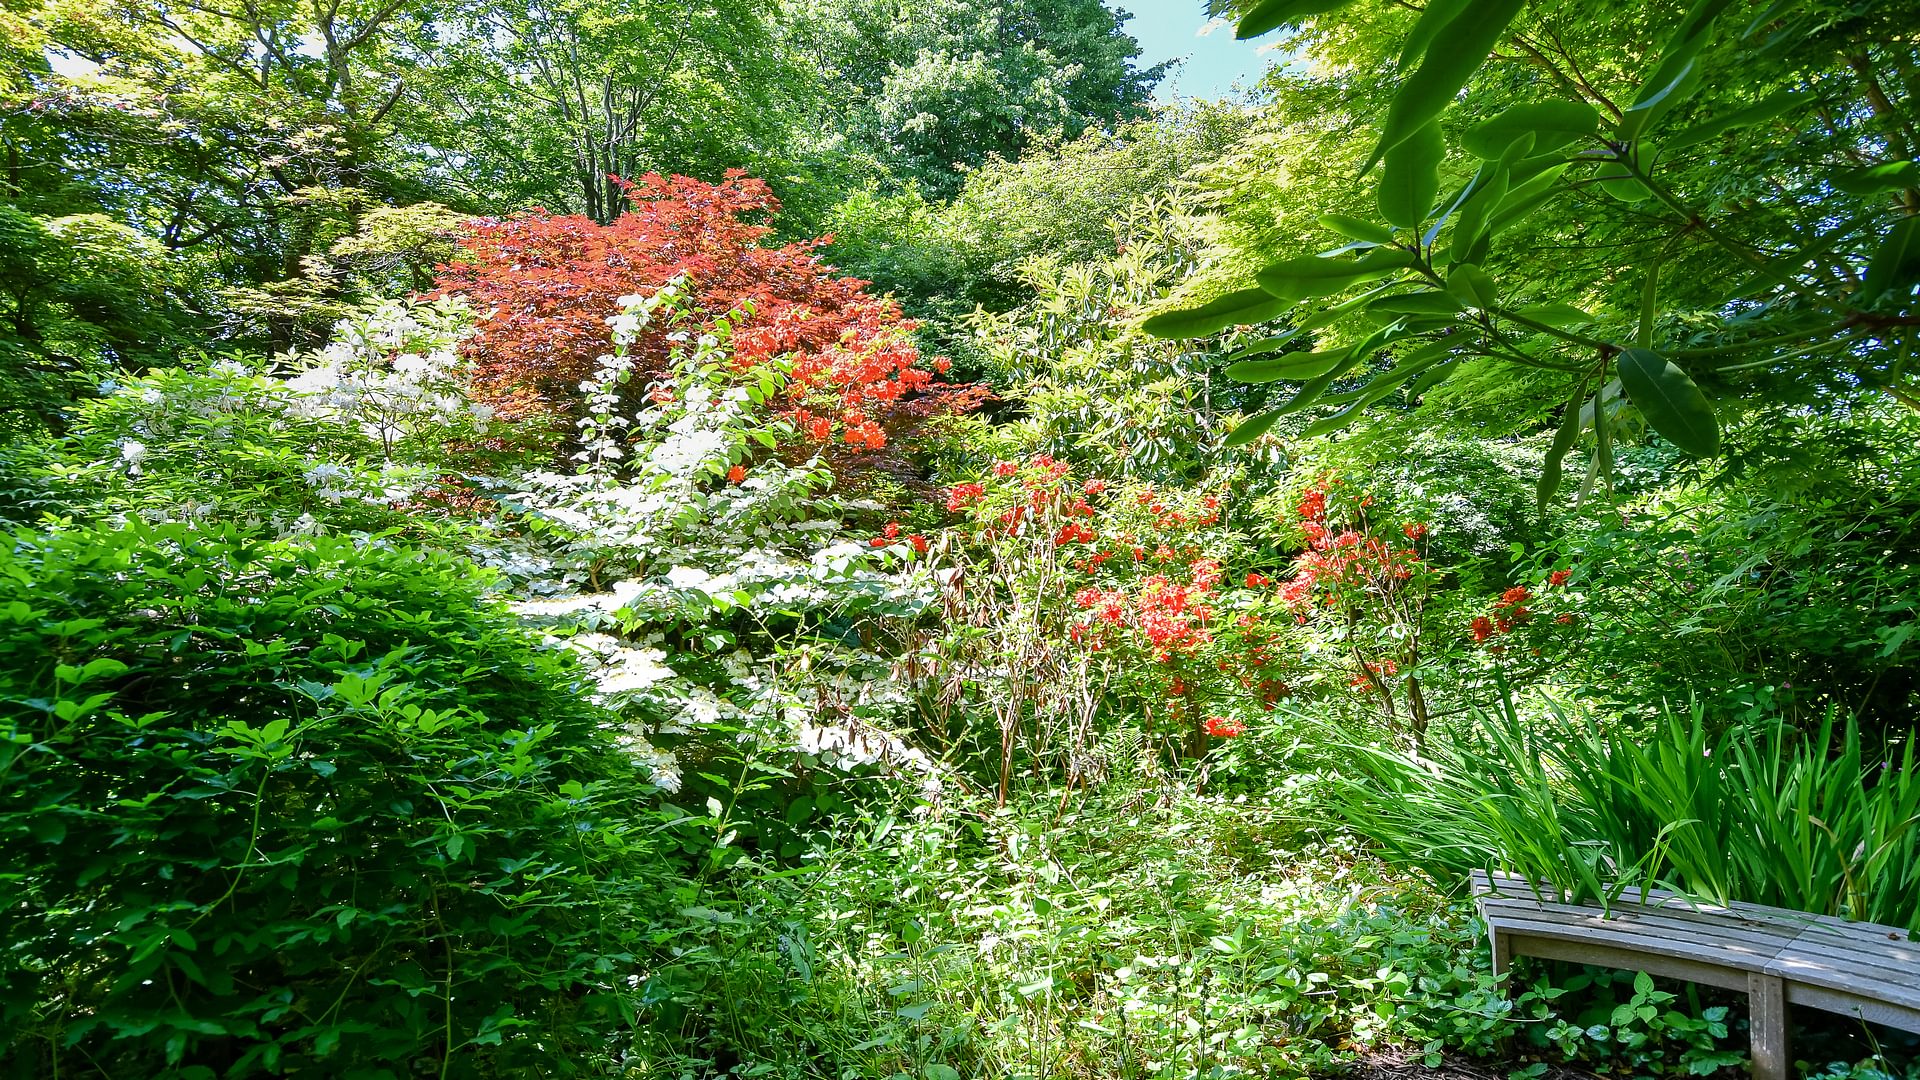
1616,347 -> 1720,456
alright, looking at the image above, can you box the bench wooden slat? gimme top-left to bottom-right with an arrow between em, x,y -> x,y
1765,951 -> 1920,1013
1486,913 -> 1789,973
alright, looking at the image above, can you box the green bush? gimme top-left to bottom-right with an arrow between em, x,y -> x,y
0,523 -> 669,1078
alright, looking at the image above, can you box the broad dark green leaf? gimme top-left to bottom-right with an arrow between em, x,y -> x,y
1377,120 -> 1444,228
1616,347 -> 1720,456
1397,0 -> 1474,67
1227,350 -> 1347,383
1371,0 -> 1525,166
1833,161 -> 1918,197
1487,163 -> 1570,234
1596,148 -> 1653,203
1665,91 -> 1806,151
1318,214 -> 1396,245
1256,247 -> 1416,298
1445,263 -> 1497,310
1223,408 -> 1285,446
1461,101 -> 1600,159
1617,0 -> 1737,141
1235,0 -> 1351,39
1447,166 -> 1509,264
1858,216 -> 1920,308
1537,382 -> 1589,508
1142,287 -> 1293,338
1513,301 -> 1594,327
1301,345 -> 1455,437
1367,290 -> 1464,316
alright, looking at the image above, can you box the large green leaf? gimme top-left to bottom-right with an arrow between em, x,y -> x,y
1617,0 -> 1738,141
1142,287 -> 1293,338
1397,0 -> 1473,67
1235,0 -> 1351,39
1371,0 -> 1526,165
1301,339 -> 1457,436
1367,290 -> 1464,316
1256,247 -> 1416,298
1596,143 -> 1654,203
1318,214 -> 1395,245
1536,382 -> 1589,507
1461,101 -> 1600,159
1858,216 -> 1920,308
1223,408 -> 1286,446
1833,161 -> 1918,197
1447,166 -> 1510,265
1227,350 -> 1347,383
1445,263 -> 1498,310
1512,301 -> 1594,327
1377,120 -> 1444,229
1616,347 -> 1720,456
1665,91 -> 1805,151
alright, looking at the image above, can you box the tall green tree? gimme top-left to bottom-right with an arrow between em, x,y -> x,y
786,0 -> 1166,198
1155,0 -> 1920,501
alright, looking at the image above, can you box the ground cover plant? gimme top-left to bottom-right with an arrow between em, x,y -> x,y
3,0 -> 1920,1077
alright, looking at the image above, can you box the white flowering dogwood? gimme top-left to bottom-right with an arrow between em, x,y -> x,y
478,289 -> 942,797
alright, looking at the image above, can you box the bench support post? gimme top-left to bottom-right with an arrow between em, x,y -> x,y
1747,972 -> 1789,1080
1490,927 -> 1510,979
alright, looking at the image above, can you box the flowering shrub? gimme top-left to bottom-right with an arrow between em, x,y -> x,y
53,299 -> 502,534
931,453 -> 1297,792
472,292 -> 941,800
436,171 -> 963,453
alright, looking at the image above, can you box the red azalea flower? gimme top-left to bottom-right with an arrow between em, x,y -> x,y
909,533 -> 929,553
1403,522 -> 1428,540
1471,616 -> 1495,642
882,521 -> 901,539
1549,569 -> 1572,587
726,464 -> 746,484
1205,715 -> 1247,738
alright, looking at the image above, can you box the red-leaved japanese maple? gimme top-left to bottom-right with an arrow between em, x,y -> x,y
435,170 -> 959,450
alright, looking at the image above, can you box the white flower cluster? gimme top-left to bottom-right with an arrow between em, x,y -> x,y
283,297 -> 483,458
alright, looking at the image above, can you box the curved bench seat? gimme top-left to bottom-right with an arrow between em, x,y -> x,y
1471,869 -> 1920,1080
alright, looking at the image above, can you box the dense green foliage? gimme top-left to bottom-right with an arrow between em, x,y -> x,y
0,526 -> 672,1075
5,0 -> 1920,1077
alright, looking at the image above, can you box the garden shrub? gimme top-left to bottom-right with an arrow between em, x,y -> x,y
0,523 -> 671,1078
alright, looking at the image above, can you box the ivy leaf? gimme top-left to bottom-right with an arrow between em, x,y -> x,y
1235,0 -> 1352,39
1461,101 -> 1600,159
1142,287 -> 1292,338
1369,0 -> 1525,168
1377,120 -> 1444,228
1616,347 -> 1720,456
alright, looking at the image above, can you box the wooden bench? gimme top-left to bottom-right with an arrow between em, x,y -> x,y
1472,869 -> 1920,1080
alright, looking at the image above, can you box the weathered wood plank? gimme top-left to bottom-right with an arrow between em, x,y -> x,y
1782,981 -> 1920,1036
1765,951 -> 1920,1012
1487,913 -> 1783,974
1749,973 -> 1790,1080
1498,932 -> 1752,992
